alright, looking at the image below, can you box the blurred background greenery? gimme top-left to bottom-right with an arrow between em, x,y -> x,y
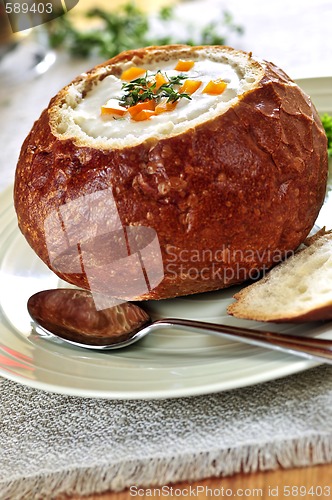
47,0 -> 244,59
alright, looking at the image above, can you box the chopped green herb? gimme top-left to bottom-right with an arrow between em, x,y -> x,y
120,72 -> 191,107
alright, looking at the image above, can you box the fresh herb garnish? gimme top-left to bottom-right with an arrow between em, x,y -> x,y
120,72 -> 191,107
321,113 -> 332,157
47,3 -> 244,59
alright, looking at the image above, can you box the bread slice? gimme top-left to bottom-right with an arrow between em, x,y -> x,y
14,45 -> 328,301
227,231 -> 332,322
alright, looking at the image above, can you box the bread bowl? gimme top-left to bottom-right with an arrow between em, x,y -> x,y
227,230 -> 332,322
14,45 -> 328,302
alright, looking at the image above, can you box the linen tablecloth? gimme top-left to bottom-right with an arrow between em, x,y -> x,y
0,366 -> 331,498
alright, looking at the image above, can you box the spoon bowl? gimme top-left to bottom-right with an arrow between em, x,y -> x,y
27,289 -> 332,363
27,289 -> 151,348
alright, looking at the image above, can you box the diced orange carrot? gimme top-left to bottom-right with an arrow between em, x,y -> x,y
131,109 -> 156,121
101,107 -> 126,116
101,99 -> 127,116
154,72 -> 168,89
174,60 -> 195,71
121,67 -> 146,81
202,79 -> 227,95
179,79 -> 202,94
128,100 -> 156,117
155,100 -> 178,114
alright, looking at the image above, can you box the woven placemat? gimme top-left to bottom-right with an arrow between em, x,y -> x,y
0,365 -> 331,499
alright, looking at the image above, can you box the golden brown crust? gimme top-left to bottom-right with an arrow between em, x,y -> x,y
228,301 -> 332,323
272,305 -> 332,322
14,45 -> 328,300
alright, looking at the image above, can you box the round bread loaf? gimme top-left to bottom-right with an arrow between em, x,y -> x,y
14,45 -> 328,301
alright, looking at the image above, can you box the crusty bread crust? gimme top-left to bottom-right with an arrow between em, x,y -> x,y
14,45 -> 328,300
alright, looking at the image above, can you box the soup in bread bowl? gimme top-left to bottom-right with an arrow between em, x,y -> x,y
14,45 -> 328,302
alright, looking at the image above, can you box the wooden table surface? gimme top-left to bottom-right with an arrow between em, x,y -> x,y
68,464 -> 331,499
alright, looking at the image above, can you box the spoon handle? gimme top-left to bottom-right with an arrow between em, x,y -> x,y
151,319 -> 332,364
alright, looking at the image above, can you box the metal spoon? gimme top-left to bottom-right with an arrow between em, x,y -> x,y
27,288 -> 332,364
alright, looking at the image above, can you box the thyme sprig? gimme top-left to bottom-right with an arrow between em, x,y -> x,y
120,72 -> 191,107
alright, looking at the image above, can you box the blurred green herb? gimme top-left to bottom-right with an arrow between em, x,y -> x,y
47,2 -> 243,59
158,6 -> 174,22
199,12 -> 244,46
321,113 -> 332,157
